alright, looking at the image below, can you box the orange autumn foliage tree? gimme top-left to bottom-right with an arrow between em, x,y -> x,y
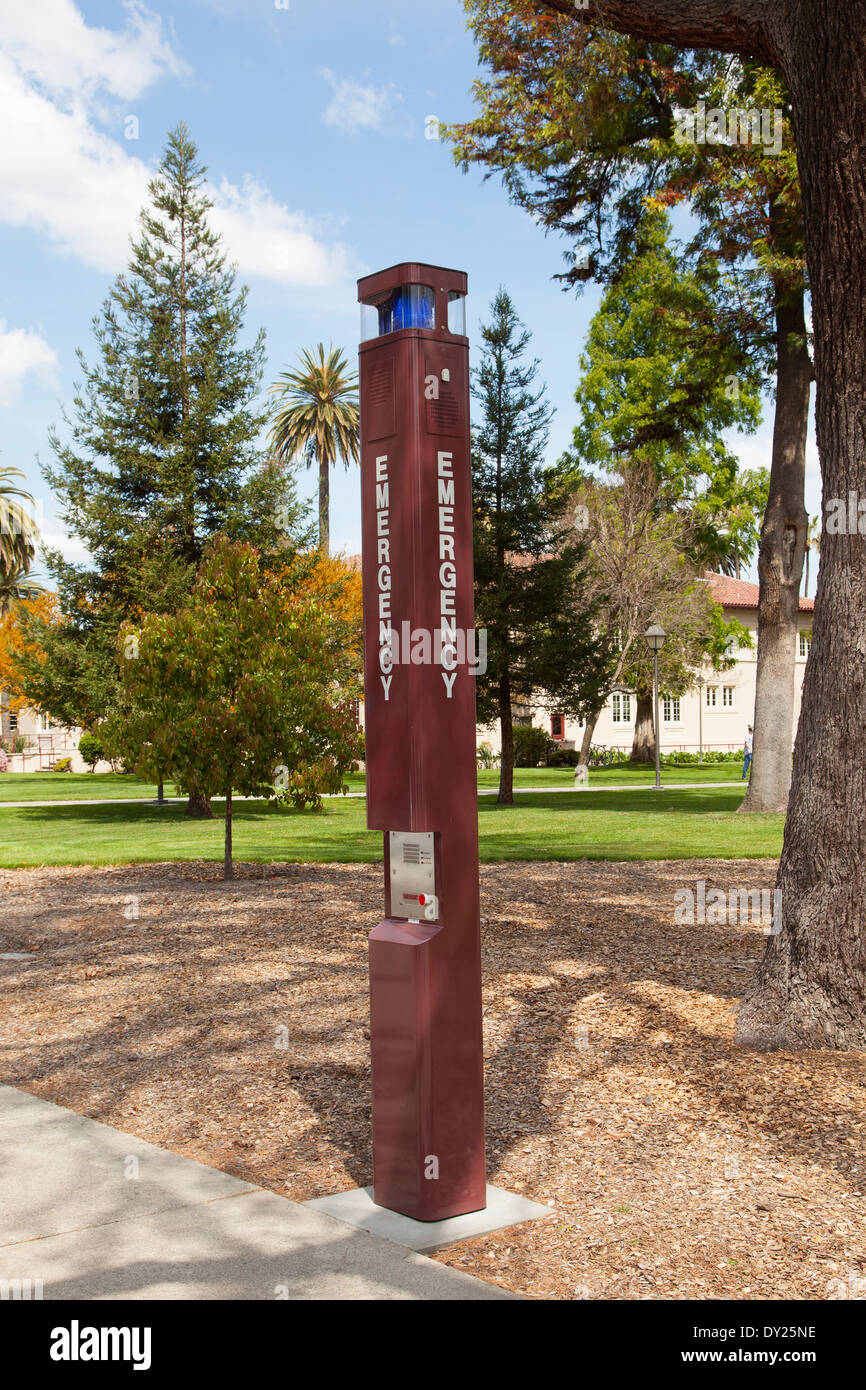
0,592 -> 59,714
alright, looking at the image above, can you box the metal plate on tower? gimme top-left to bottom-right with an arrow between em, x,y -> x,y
389,831 -> 435,916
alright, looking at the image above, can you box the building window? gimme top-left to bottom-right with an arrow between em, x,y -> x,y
663,696 -> 681,724
39,713 -> 51,732
799,631 -> 811,658
8,711 -> 18,731
551,713 -> 565,741
722,687 -> 734,708
611,693 -> 631,724
706,685 -> 718,707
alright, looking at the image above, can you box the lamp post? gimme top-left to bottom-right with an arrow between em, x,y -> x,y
695,675 -> 706,765
644,624 -> 667,790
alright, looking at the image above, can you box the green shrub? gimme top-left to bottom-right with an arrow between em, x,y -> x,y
77,733 -> 104,771
546,746 -> 580,767
660,749 -> 741,766
513,725 -> 554,768
52,757 -> 73,773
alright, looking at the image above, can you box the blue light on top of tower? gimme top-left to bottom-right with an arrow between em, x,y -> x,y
376,284 -> 435,335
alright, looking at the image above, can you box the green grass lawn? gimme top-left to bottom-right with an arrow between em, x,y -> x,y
0,761 -> 743,803
0,784 -> 782,868
0,772 -> 181,801
475,762 -> 745,788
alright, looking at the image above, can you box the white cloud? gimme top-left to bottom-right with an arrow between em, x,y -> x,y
210,176 -> 351,288
319,67 -> 408,135
41,529 -> 91,567
0,321 -> 59,407
0,6 -> 354,288
0,52 -> 154,270
0,0 -> 188,102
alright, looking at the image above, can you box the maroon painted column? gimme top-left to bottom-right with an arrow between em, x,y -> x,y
358,263 -> 486,1221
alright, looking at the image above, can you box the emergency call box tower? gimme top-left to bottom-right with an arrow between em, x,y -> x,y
358,263 -> 486,1221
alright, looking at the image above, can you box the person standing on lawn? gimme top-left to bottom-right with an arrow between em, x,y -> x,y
742,726 -> 754,782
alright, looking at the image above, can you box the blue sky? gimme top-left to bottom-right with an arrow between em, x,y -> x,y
0,0 -> 820,575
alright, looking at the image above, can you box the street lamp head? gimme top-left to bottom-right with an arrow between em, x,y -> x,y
644,623 -> 667,653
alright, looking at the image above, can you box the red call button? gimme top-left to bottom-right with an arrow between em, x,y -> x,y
418,894 -> 428,905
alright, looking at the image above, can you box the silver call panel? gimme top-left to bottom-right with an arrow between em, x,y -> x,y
389,831 -> 436,919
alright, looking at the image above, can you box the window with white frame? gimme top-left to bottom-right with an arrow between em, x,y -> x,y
722,686 -> 734,708
39,713 -> 51,732
612,692 -> 631,723
662,696 -> 681,723
799,631 -> 811,658
706,685 -> 718,707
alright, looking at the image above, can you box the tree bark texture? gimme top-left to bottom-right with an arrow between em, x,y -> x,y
498,671 -> 515,803
740,282 -> 811,814
630,689 -> 655,763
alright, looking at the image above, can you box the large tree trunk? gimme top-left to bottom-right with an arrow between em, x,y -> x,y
630,688 -> 655,763
497,672 -> 514,804
318,454 -> 329,554
737,5 -> 866,1048
186,791 -> 213,818
535,0 -> 866,1048
740,277 -> 811,813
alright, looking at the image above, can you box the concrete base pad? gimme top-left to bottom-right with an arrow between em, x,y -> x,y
304,1184 -> 553,1253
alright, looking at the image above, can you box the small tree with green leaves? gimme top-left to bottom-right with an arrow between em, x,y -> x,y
105,538 -> 362,878
77,733 -> 104,773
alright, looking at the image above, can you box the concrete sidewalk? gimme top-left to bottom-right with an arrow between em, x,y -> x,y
0,1085 -> 513,1301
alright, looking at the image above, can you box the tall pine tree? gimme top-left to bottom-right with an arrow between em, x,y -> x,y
28,124 -> 297,810
472,289 -> 609,803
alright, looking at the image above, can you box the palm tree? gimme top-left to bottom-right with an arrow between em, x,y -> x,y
0,465 -> 38,574
268,345 -> 359,553
0,561 -> 45,617
804,514 -> 820,596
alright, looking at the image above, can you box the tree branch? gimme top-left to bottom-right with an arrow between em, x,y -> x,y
533,0 -> 778,66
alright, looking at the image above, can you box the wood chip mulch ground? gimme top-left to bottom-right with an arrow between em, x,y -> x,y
1,858 -> 864,1301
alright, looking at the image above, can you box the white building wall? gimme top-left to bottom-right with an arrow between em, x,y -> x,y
477,606 -> 813,758
1,705 -> 101,773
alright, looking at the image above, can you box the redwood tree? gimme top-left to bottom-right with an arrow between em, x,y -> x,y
472,290 -> 610,802
529,0 -> 866,1049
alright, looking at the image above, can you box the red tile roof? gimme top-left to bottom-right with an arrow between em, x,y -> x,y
704,572 -> 814,612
